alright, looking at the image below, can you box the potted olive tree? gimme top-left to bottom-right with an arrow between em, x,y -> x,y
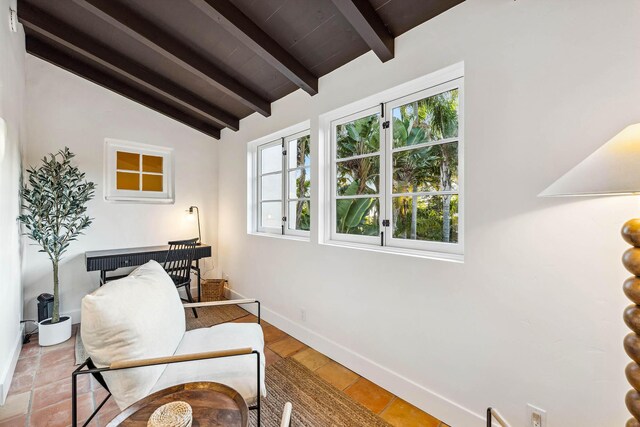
19,148 -> 96,346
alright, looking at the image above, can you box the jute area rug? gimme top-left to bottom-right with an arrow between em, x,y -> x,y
249,358 -> 391,427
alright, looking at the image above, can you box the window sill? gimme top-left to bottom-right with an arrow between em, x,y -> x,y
320,240 -> 464,263
104,196 -> 175,204
248,232 -> 310,243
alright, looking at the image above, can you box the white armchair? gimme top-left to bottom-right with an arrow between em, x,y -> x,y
74,260 -> 265,426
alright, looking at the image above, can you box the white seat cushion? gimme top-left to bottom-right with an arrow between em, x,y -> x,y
151,323 -> 266,404
81,260 -> 186,410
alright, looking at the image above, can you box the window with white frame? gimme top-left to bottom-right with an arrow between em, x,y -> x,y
256,130 -> 310,236
104,139 -> 174,203
328,76 -> 463,257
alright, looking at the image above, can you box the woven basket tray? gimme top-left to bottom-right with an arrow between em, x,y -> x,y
200,279 -> 227,302
147,401 -> 192,427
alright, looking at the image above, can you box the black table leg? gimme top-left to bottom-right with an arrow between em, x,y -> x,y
196,259 -> 201,302
100,270 -> 106,286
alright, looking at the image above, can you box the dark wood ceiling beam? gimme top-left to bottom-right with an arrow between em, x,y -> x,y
331,0 -> 394,62
188,0 -> 318,96
25,36 -> 221,140
72,0 -> 271,116
18,3 -> 239,131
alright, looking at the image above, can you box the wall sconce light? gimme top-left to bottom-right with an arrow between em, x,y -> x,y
187,205 -> 201,244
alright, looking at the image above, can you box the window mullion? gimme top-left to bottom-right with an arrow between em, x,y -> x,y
281,138 -> 286,235
256,147 -> 262,232
381,101 -> 389,247
138,152 -> 143,191
336,152 -> 381,163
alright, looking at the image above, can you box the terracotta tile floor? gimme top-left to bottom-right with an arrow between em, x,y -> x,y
0,318 -> 449,427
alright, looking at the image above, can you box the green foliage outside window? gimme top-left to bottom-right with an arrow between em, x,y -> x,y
392,89 -> 459,243
291,135 -> 311,231
335,89 -> 460,243
336,114 -> 381,236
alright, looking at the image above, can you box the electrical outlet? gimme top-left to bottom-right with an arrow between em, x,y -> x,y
527,404 -> 546,427
532,412 -> 541,427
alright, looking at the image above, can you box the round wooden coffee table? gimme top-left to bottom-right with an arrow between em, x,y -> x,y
107,382 -> 249,426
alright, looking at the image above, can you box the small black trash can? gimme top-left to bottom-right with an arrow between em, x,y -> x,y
37,293 -> 54,322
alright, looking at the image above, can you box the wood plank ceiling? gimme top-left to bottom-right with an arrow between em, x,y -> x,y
18,0 -> 465,140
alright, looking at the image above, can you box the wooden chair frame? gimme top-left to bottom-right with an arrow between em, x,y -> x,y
72,298 -> 263,427
487,407 -> 512,427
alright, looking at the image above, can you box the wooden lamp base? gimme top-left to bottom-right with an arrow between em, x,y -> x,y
621,219 -> 640,425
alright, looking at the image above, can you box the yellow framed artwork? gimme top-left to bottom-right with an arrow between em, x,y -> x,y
104,139 -> 174,203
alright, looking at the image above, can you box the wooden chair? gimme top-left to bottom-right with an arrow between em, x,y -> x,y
163,238 -> 199,318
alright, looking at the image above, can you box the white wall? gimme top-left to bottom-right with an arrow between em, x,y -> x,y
0,0 -> 25,405
23,56 -> 220,323
217,0 -> 640,426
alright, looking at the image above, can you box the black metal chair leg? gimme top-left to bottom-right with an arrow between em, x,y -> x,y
184,285 -> 198,318
255,350 -> 261,427
72,370 -> 78,427
196,259 -> 201,302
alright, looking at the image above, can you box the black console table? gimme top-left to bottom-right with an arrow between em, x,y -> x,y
85,244 -> 212,301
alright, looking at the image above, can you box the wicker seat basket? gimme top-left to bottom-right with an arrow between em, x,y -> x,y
200,278 -> 227,301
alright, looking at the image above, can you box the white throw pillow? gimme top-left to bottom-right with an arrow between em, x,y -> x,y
81,260 -> 186,410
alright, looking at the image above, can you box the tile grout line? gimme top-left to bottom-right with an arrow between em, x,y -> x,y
11,333 -> 91,427
340,373 -> 361,391
23,348 -> 39,427
312,361 -> 330,372
379,395 -> 397,416
308,356 -> 330,372
283,344 -> 310,359
343,375 -> 360,393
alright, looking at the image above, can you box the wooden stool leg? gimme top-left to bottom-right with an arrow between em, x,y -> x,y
622,219 -> 640,424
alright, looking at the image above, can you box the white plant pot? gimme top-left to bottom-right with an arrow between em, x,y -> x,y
38,315 -> 72,346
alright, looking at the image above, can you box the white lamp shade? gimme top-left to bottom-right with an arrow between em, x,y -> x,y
540,123 -> 640,197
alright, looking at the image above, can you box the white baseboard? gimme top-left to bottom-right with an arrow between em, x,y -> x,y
0,326 -> 24,406
227,288 -> 485,426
